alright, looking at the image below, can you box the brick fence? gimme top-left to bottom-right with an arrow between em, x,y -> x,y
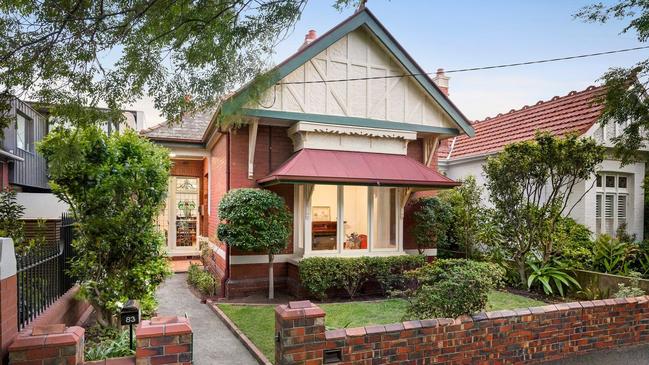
7,316 -> 193,365
275,297 -> 649,365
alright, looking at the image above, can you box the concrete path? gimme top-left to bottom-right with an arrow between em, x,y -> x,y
155,273 -> 258,365
545,344 -> 649,365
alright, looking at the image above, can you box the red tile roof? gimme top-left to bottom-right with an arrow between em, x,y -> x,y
448,85 -> 605,159
258,149 -> 459,187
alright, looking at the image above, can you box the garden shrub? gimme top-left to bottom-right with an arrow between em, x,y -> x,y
84,326 -> 133,361
404,259 -> 504,320
412,197 -> 453,254
552,217 -> 595,270
593,234 -> 635,275
298,255 -> 425,300
614,271 -> 646,298
187,264 -> 219,297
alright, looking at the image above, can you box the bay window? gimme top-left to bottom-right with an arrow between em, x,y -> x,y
306,184 -> 400,254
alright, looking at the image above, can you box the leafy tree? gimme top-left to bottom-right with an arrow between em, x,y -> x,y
438,176 -> 485,259
217,188 -> 291,300
576,2 -> 649,163
483,132 -> 605,287
404,259 -> 504,320
0,188 -> 25,246
0,0 -> 359,135
411,197 -> 453,255
38,126 -> 171,327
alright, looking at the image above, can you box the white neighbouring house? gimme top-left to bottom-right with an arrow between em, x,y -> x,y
439,85 -> 646,240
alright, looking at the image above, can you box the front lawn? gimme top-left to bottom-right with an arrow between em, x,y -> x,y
218,290 -> 545,362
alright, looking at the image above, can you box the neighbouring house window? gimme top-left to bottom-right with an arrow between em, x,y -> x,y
16,113 -> 34,152
308,184 -> 399,253
311,184 -> 338,251
343,186 -> 368,250
595,173 -> 630,237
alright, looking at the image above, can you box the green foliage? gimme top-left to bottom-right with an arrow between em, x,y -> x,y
217,188 -> 291,254
526,259 -> 580,297
84,327 -> 134,361
217,188 -> 291,299
412,197 -> 453,254
614,271 -> 646,298
0,1 -> 360,134
437,176 -> 487,259
404,259 -> 504,320
298,256 -> 425,300
187,264 -> 219,297
38,126 -> 171,327
483,132 -> 605,286
576,2 -> 649,163
552,217 -> 595,270
593,235 -> 635,275
0,188 -> 25,248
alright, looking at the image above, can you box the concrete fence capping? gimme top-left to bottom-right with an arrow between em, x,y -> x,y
275,296 -> 649,365
0,238 -> 16,280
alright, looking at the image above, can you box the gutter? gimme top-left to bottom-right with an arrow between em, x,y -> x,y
0,149 -> 24,162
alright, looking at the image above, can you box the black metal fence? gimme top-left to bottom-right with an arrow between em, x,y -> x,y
16,213 -> 76,330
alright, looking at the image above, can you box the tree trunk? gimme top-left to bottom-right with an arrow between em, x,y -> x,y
516,258 -> 527,289
268,252 -> 274,300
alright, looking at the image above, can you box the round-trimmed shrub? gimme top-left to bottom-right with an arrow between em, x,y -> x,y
404,259 -> 504,319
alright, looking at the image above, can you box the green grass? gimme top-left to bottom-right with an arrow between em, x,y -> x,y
217,290 -> 545,362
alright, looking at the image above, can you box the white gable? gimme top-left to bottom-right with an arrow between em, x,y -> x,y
247,27 -> 457,131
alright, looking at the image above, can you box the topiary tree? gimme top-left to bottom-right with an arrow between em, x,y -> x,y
217,188 -> 291,300
411,197 -> 452,254
404,259 -> 504,319
0,188 -> 25,245
38,126 -> 171,327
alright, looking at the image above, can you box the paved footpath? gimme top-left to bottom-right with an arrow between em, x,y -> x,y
155,273 -> 258,365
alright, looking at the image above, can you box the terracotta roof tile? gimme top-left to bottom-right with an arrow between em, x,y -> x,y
449,85 -> 605,159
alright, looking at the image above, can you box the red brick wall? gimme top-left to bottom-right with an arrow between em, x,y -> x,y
0,162 -> 8,190
26,286 -> 90,330
135,316 -> 193,365
276,297 -> 649,365
1,275 -> 18,363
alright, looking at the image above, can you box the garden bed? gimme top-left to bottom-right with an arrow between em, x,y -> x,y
216,290 -> 545,362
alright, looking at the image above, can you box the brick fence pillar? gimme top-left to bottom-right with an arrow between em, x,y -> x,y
275,300 -> 326,365
8,325 -> 84,365
0,238 -> 18,364
135,316 -> 193,364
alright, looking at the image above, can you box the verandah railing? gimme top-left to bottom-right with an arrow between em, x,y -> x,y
16,212 -> 76,330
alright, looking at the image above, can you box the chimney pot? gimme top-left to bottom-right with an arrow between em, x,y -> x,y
433,68 -> 450,96
299,29 -> 318,50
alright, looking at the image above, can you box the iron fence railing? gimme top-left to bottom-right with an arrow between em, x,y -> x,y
16,213 -> 76,330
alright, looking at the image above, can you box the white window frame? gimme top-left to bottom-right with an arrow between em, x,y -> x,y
595,172 -> 630,237
16,113 -> 34,152
300,184 -> 402,257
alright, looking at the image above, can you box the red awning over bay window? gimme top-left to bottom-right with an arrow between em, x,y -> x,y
257,149 -> 459,188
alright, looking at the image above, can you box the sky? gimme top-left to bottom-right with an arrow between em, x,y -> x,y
133,0 -> 648,127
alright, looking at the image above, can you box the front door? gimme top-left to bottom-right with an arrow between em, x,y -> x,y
159,176 -> 200,254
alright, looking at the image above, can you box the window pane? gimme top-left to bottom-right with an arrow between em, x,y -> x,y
596,174 -> 602,187
605,176 -> 615,188
372,187 -> 396,249
605,194 -> 615,236
343,186 -> 368,250
311,185 -> 338,251
595,194 -> 602,218
618,176 -> 627,189
16,114 -> 25,150
618,195 -> 627,219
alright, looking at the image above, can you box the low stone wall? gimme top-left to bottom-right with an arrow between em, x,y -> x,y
275,297 -> 649,365
574,269 -> 649,297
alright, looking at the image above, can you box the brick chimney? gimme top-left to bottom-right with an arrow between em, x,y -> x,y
433,68 -> 450,96
299,29 -> 317,50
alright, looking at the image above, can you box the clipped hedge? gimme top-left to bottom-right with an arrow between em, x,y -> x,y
298,255 -> 425,300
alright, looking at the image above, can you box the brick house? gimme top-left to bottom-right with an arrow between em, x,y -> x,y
142,8 -> 475,297
439,85 -> 646,240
